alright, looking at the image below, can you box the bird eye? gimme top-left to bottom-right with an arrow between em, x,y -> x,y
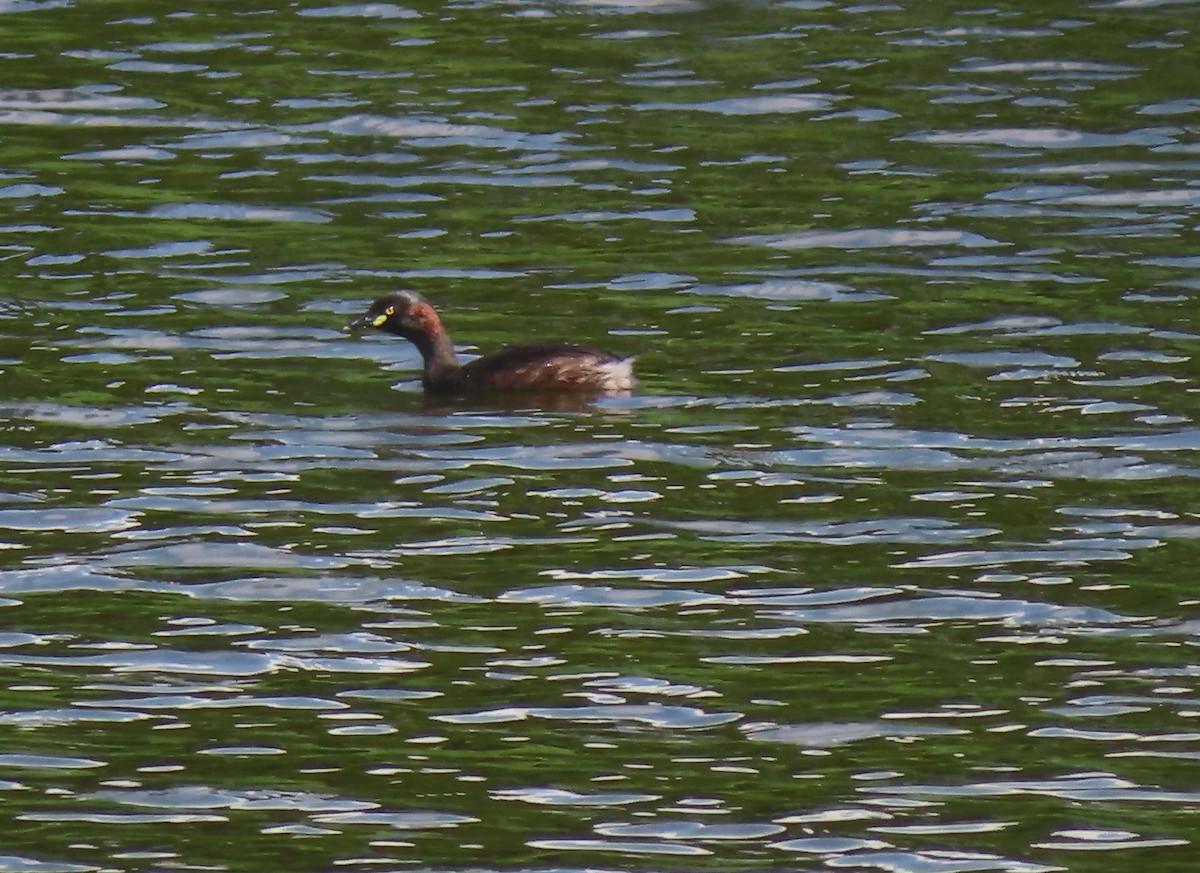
385,306 -> 395,316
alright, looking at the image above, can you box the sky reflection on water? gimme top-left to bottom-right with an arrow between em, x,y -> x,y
2,1 -> 1200,872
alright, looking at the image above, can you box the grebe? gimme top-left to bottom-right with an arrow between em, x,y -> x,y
345,291 -> 634,396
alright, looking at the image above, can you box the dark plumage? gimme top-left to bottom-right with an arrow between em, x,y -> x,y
345,291 -> 635,396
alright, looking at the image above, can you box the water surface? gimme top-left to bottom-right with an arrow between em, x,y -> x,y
3,1 -> 1200,871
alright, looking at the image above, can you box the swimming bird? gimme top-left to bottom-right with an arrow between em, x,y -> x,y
345,290 -> 634,396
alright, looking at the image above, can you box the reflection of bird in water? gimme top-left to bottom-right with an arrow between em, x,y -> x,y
346,290 -> 635,397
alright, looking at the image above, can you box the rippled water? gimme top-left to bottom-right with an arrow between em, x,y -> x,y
3,1 -> 1200,871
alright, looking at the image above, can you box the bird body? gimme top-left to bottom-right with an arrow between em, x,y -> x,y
346,291 -> 634,396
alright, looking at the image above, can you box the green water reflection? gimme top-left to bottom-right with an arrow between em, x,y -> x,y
3,0 -> 1200,871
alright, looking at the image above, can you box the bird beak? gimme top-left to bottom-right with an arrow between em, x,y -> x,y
344,313 -> 377,332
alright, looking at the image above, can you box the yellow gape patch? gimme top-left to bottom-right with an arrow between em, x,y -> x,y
372,314 -> 388,327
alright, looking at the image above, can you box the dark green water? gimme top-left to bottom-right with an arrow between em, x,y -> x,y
3,1 -> 1200,871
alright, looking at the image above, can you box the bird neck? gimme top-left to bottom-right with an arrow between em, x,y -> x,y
404,310 -> 461,386
419,332 -> 460,380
